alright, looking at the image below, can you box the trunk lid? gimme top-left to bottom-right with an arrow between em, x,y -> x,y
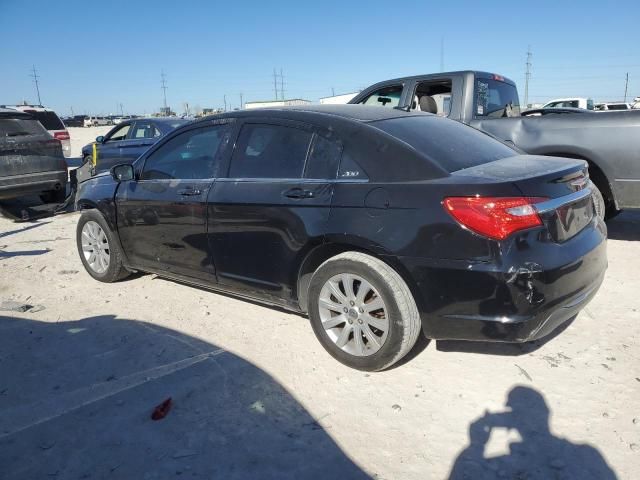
453,155 -> 594,242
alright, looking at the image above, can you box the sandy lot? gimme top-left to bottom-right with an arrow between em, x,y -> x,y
0,191 -> 639,477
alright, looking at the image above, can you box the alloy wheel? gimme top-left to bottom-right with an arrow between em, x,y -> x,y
81,220 -> 110,274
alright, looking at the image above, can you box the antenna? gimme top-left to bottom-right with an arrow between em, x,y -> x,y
29,65 -> 42,105
524,46 -> 532,108
160,70 -> 168,114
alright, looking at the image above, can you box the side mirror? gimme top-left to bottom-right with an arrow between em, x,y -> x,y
96,135 -> 105,143
111,164 -> 135,182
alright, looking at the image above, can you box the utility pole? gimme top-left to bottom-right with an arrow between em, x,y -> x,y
331,87 -> 335,97
524,46 -> 532,108
120,103 -> 124,116
624,72 -> 629,102
440,37 -> 444,72
70,106 -> 75,116
239,93 -> 244,109
273,68 -> 279,100
223,94 -> 227,112
160,70 -> 168,114
30,65 -> 42,105
280,68 -> 284,100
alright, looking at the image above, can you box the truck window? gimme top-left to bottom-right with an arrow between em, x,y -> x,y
475,79 -> 521,118
413,80 -> 452,116
359,85 -> 402,108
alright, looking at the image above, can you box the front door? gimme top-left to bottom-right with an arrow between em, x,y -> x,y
116,123 -> 233,282
96,122 -> 131,172
207,120 -> 340,303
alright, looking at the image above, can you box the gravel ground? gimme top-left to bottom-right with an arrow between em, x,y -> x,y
0,153 -> 638,478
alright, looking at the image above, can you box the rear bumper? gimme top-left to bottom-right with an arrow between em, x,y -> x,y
397,218 -> 608,343
0,170 -> 67,200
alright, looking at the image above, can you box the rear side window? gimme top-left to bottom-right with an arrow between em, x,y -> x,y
132,123 -> 160,139
229,124 -> 312,179
475,79 -> 521,117
370,116 -> 517,173
141,125 -> 231,180
304,135 -> 341,179
25,111 -> 65,130
0,118 -> 45,137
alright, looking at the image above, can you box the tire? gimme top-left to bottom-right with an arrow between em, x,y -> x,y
39,188 -> 66,204
76,210 -> 130,283
307,252 -> 421,371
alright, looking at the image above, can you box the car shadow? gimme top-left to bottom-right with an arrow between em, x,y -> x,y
447,385 -> 617,479
0,220 -> 51,239
0,314 -> 370,480
435,316 -> 574,356
606,210 -> 640,241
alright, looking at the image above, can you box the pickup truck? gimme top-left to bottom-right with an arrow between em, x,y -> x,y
349,71 -> 640,218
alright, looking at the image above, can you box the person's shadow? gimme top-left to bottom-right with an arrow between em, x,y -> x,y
448,386 -> 617,480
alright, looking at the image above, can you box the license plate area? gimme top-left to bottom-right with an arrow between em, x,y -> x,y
543,195 -> 594,242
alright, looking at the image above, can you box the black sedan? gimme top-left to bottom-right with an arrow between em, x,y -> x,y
74,105 -> 607,371
77,117 -> 188,182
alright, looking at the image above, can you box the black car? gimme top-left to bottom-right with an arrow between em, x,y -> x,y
0,108 -> 67,202
77,117 -> 188,183
74,105 -> 607,371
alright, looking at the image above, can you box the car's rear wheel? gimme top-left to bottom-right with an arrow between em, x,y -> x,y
76,210 -> 129,282
308,252 -> 421,371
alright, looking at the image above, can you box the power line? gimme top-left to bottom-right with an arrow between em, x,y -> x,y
29,65 -> 42,105
524,46 -> 532,108
161,70 -> 168,112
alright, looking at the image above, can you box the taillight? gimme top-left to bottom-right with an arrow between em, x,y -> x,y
54,131 -> 70,141
443,196 -> 547,240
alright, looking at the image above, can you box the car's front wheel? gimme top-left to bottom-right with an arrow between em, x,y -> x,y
308,252 -> 421,371
76,210 -> 130,282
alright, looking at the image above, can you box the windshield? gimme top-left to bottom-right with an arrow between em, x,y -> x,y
475,78 -> 521,118
370,115 -> 517,173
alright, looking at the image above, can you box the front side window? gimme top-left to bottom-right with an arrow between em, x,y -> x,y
141,125 -> 231,180
475,79 -> 521,118
359,85 -> 403,108
229,123 -> 312,179
106,124 -> 130,142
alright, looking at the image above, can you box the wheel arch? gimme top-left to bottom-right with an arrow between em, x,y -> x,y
544,152 -> 617,209
295,241 -> 423,315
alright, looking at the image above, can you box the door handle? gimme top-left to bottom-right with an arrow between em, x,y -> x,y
177,188 -> 202,196
283,188 -> 314,199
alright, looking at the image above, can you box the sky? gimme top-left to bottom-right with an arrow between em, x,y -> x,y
1,0 -> 639,116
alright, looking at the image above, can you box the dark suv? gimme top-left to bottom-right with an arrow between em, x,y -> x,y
0,108 -> 67,202
75,105 -> 607,371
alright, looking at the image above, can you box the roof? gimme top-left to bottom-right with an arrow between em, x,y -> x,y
244,99 -> 311,104
196,104 -> 426,124
357,70 -> 517,88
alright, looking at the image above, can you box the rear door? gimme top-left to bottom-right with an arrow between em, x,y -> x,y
119,120 -> 161,162
116,122 -> 233,282
207,119 -> 339,303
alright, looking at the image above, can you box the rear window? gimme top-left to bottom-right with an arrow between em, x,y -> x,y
26,111 -> 65,130
0,118 -> 46,137
475,79 -> 521,117
370,115 -> 517,173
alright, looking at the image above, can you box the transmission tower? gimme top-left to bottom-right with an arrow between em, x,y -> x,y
524,46 -> 532,108
161,70 -> 168,113
30,65 -> 42,105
